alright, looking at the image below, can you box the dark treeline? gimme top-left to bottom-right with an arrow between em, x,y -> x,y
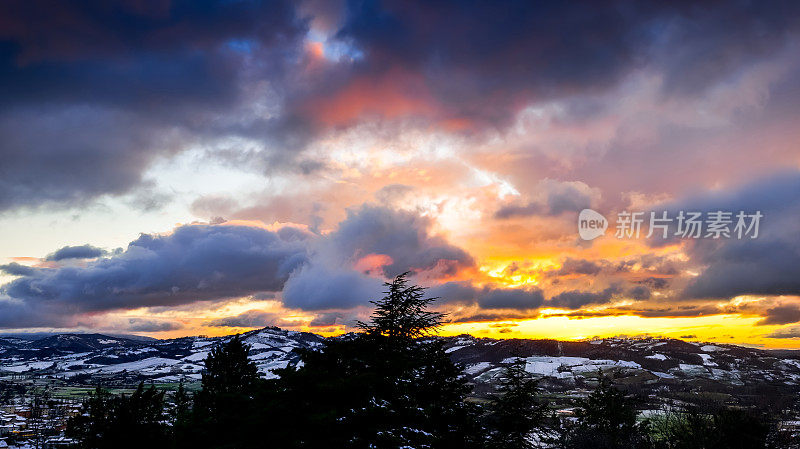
66,274 -> 799,449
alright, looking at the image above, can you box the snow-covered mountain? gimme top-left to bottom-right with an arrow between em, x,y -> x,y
2,329 -> 800,400
0,328 -> 324,383
442,335 -> 800,399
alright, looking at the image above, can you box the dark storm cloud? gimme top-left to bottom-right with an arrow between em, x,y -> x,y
757,305 -> 800,326
495,180 -> 596,219
555,258 -> 603,276
309,312 -> 343,327
125,318 -> 183,333
0,224 -> 309,327
281,264 -> 383,310
448,311 -> 532,324
0,107 -> 180,210
636,277 -> 669,290
627,285 -> 651,301
208,311 -> 290,328
0,205 -> 486,325
3,0 -> 799,211
650,0 -> 800,96
327,205 -> 474,276
429,281 -> 544,311
627,306 -> 720,318
548,286 -> 620,310
0,0 -> 308,210
478,288 -> 545,311
767,326 -> 800,339
46,244 -> 106,261
0,0 -> 305,107
672,172 -> 800,299
335,0 -> 800,126
615,255 -> 680,276
308,311 -> 360,327
549,304 -> 722,319
0,262 -> 36,276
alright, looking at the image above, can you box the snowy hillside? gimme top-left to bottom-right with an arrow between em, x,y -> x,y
0,328 -> 324,383
2,329 -> 800,400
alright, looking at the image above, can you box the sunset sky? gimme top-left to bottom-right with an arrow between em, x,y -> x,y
1,0 -> 800,347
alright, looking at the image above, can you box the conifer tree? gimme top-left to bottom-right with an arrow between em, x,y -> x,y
172,381 -> 191,425
182,334 -> 261,449
554,372 -> 647,449
358,271 -> 444,345
280,273 -> 482,448
67,383 -> 169,449
485,358 -> 547,449
200,334 -> 259,397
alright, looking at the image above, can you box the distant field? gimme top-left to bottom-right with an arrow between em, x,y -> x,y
1,377 -> 203,400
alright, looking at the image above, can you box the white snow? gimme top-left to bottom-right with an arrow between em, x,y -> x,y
698,353 -> 717,366
96,357 -> 179,373
522,356 -> 640,378
464,362 -> 491,375
445,345 -> 465,354
181,351 -> 209,362
700,345 -> 724,352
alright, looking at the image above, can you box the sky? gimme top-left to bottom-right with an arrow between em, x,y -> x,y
1,0 -> 800,347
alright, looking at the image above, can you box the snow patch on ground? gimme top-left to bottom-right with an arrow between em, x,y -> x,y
700,345 -> 724,352
698,353 -> 717,366
465,362 -> 491,375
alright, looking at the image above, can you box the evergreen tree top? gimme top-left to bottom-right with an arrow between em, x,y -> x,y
357,272 -> 445,341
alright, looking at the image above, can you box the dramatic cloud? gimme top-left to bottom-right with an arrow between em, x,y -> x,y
282,264 -> 383,311
478,288 -> 545,311
308,312 -> 347,327
767,327 -> 800,339
555,258 -> 603,276
495,180 -> 599,219
208,311 -> 292,328
758,305 -> 800,326
3,0 -> 797,212
0,204 -> 485,326
429,281 -> 544,311
46,244 -> 106,261
675,172 -> 800,299
325,205 -> 474,277
125,318 -> 183,333
2,1 -> 800,344
636,277 -> 670,290
0,0 -> 308,209
548,287 -> 619,310
628,286 -> 651,301
0,262 -> 36,276
0,224 -> 309,326
333,0 -> 800,126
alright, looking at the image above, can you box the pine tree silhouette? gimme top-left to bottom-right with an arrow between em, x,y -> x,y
358,271 -> 445,342
181,334 -> 262,449
67,383 -> 169,449
200,334 -> 259,398
485,358 -> 546,449
279,273 -> 482,448
554,371 -> 647,449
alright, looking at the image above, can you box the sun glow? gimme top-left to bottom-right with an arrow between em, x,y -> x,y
440,314 -> 800,349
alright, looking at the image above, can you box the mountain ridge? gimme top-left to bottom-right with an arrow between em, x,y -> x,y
2,328 -> 800,404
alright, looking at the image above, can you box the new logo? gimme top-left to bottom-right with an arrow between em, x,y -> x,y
578,209 -> 607,241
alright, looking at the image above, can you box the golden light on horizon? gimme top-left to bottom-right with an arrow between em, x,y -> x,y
438,314 -> 798,349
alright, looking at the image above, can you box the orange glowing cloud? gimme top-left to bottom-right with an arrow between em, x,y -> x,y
354,253 -> 394,275
301,68 -> 439,126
